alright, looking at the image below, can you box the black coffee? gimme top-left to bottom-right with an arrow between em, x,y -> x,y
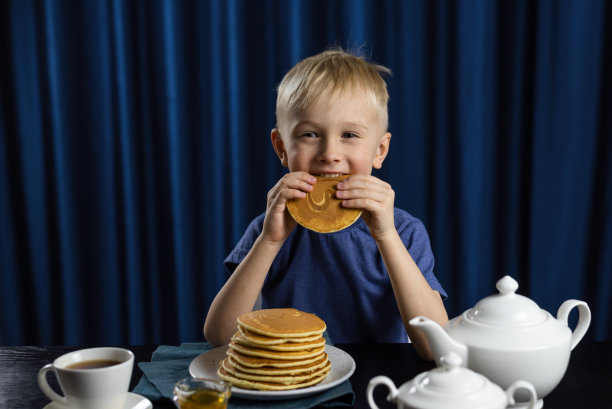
66,359 -> 122,369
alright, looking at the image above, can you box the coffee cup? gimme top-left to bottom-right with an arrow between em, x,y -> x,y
38,347 -> 134,409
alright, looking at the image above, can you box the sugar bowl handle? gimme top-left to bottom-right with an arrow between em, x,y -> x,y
557,300 -> 591,350
367,376 -> 399,409
505,380 -> 538,409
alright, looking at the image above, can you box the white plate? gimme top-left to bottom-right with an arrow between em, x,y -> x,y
189,344 -> 355,400
43,392 -> 152,409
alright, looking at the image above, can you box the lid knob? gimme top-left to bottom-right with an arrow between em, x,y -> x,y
496,275 -> 519,295
439,352 -> 462,370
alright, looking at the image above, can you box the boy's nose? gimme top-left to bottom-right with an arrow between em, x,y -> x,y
317,138 -> 342,163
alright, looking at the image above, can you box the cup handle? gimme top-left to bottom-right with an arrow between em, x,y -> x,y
557,300 -> 591,350
38,364 -> 68,406
506,380 -> 538,409
367,375 -> 399,409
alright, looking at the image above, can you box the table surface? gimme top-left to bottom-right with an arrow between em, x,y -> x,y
1,342 -> 610,409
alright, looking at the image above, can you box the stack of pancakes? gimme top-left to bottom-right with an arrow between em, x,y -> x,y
217,308 -> 330,390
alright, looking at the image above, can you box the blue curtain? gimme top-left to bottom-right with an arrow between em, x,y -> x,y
1,0 -> 610,346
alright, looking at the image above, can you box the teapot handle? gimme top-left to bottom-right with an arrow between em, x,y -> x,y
557,300 -> 591,350
367,376 -> 399,409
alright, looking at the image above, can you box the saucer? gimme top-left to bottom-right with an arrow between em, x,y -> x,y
43,392 -> 152,409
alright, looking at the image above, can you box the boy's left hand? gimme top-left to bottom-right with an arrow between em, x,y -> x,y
336,175 -> 395,241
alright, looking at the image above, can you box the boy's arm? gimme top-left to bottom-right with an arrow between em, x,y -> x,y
337,175 -> 448,360
204,236 -> 282,346
204,171 -> 316,346
375,232 -> 448,361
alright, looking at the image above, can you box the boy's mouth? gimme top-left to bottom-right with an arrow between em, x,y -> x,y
315,173 -> 347,178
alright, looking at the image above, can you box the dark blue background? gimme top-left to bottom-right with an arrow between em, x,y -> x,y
1,0 -> 610,346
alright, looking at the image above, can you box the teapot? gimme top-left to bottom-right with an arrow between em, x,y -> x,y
409,275 -> 590,407
367,351 -> 538,409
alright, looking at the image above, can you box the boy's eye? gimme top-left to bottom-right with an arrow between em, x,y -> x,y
342,132 -> 358,138
301,132 -> 318,138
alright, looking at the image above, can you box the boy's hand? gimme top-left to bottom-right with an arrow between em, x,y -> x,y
336,175 -> 396,241
263,172 -> 316,244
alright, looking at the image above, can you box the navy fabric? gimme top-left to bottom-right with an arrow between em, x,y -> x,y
224,210 -> 446,343
133,341 -> 354,408
1,1 -> 611,345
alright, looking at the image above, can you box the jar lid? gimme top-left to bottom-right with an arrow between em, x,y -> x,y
466,276 -> 547,326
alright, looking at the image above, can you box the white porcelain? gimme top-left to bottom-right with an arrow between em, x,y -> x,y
409,275 -> 591,404
43,392 -> 152,409
38,347 -> 135,409
189,344 -> 355,400
367,352 -> 537,409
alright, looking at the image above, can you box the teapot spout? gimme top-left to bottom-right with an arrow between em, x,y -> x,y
409,316 -> 468,366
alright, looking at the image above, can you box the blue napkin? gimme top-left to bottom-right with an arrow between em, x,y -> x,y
133,341 -> 354,408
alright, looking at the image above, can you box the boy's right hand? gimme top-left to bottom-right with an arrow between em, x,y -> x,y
263,172 -> 316,245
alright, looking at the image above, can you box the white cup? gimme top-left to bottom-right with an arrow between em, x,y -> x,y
38,347 -> 134,409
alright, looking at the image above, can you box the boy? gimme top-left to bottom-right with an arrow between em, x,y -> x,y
204,49 -> 448,360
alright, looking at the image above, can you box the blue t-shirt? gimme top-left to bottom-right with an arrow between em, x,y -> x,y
224,208 -> 447,343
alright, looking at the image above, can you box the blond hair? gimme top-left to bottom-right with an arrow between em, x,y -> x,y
275,48 -> 391,131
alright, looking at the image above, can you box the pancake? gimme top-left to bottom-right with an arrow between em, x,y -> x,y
220,308 -> 331,390
286,174 -> 362,233
220,358 -> 331,384
237,308 -> 326,338
227,354 -> 329,376
228,341 -> 325,360
227,347 -> 325,368
217,366 -> 331,391
238,326 -> 323,344
232,331 -> 326,351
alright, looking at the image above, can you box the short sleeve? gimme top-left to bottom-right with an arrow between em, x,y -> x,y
223,213 -> 265,278
396,213 -> 448,299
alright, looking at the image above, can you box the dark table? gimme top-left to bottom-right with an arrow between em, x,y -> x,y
1,342 -> 610,409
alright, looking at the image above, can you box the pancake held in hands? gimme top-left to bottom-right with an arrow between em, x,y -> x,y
287,175 -> 362,233
217,308 -> 331,390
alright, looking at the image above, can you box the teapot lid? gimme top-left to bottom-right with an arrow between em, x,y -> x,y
466,275 -> 547,326
401,352 -> 506,408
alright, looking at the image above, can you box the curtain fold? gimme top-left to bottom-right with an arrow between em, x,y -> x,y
1,0 -> 610,345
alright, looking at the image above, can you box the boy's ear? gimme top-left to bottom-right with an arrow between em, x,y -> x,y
372,132 -> 391,169
271,128 -> 289,167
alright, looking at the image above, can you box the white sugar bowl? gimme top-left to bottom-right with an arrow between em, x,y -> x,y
367,352 -> 538,409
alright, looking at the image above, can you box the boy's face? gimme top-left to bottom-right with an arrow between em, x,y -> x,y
272,86 -> 391,176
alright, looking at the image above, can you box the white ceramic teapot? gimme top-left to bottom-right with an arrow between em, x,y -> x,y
367,352 -> 538,409
409,275 -> 590,408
